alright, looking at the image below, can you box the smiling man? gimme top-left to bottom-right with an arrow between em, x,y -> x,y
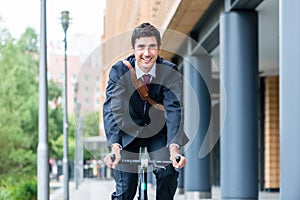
103,22 -> 189,200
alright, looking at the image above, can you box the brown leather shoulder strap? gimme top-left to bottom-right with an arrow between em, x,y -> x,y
122,60 -> 165,112
123,60 -> 141,89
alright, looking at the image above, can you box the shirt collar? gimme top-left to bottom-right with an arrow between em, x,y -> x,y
135,62 -> 156,79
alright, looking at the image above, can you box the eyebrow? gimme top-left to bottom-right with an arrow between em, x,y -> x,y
136,44 -> 157,48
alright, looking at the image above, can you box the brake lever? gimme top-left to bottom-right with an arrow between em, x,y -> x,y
152,161 -> 166,170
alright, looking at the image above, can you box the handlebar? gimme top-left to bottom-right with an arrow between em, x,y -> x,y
110,154 -> 181,167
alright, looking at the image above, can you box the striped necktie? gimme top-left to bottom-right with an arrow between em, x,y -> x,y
142,74 -> 151,113
143,74 -> 151,88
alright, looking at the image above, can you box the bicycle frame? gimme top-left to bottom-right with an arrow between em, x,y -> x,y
122,157 -> 170,200
138,163 -> 148,200
111,153 -> 180,200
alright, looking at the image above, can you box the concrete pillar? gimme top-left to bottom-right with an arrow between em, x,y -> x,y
279,0 -> 300,198
183,55 -> 211,198
220,11 -> 258,199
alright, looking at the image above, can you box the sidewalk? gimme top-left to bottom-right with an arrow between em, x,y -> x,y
50,179 -> 114,200
50,178 -> 180,200
50,178 -> 188,200
50,178 -> 279,200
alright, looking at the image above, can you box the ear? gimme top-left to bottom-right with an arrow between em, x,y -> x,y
130,46 -> 134,53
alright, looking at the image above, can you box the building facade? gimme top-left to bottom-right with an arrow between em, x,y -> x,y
47,50 -> 102,116
100,0 -> 300,199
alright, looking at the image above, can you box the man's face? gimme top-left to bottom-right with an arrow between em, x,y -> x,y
132,36 -> 161,73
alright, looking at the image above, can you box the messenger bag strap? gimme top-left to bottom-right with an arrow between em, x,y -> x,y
122,60 -> 165,112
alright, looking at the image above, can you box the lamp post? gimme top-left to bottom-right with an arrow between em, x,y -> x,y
61,10 -> 70,200
37,0 -> 49,199
73,81 -> 81,189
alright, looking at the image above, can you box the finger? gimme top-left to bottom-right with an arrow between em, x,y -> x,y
180,159 -> 187,168
105,153 -> 118,167
111,154 -> 121,169
104,156 -> 113,167
112,160 -> 120,169
110,154 -> 116,162
112,164 -> 116,169
172,160 -> 180,168
174,157 -> 186,169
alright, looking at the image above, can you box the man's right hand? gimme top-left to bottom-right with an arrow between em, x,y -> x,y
104,144 -> 121,169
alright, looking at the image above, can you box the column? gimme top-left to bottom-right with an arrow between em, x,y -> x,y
183,55 -> 211,198
280,0 -> 300,198
220,11 -> 258,199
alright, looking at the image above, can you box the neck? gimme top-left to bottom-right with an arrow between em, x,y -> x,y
140,67 -> 152,74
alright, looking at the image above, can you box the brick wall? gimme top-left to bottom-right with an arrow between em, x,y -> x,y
264,76 -> 280,189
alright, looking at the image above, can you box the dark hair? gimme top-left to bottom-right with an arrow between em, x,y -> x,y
131,22 -> 161,48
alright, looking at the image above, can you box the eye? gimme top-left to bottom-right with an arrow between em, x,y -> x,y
137,45 -> 145,50
149,44 -> 157,50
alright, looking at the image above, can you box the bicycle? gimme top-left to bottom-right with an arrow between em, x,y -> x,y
111,149 -> 181,200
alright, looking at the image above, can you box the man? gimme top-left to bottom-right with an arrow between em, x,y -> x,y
103,22 -> 189,200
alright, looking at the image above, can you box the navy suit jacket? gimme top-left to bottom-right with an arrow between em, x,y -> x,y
103,55 -> 189,149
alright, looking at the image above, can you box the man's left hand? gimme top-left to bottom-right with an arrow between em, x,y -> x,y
169,145 -> 187,169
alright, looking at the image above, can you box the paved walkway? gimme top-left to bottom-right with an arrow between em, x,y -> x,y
50,178 -> 279,200
50,179 -> 114,200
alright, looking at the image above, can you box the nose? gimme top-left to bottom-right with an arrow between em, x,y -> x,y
143,47 -> 150,55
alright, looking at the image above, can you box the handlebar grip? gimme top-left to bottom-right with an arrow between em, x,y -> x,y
175,155 -> 181,163
111,154 -> 116,162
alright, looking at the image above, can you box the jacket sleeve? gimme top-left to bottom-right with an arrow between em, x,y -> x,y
103,64 -> 123,147
162,66 -> 189,147
103,63 -> 143,147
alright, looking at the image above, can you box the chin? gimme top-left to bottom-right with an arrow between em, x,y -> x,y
143,63 -> 154,68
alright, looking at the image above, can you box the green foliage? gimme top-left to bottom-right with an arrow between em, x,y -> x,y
83,112 -> 100,137
0,26 -> 50,200
17,27 -> 38,52
80,111 -> 108,161
49,132 -> 75,160
0,27 -> 38,176
0,25 -> 101,198
0,176 -> 37,200
48,80 -> 64,159
48,79 -> 62,101
13,179 -> 37,200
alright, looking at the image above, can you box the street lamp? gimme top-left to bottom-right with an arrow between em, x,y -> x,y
73,81 -> 80,189
61,10 -> 70,200
37,0 -> 49,199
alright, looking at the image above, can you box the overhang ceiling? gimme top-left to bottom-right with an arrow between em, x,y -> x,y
161,0 -> 213,61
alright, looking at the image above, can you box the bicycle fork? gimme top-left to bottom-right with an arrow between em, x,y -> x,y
138,167 -> 148,200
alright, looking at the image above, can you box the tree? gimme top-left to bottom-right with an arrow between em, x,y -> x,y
0,27 -> 39,176
48,80 -> 64,159
83,112 -> 100,137
0,26 -> 71,199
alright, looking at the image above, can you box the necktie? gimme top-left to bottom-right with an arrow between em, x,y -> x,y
143,74 -> 151,88
142,74 -> 151,113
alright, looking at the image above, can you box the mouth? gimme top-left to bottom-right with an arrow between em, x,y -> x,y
142,57 -> 152,63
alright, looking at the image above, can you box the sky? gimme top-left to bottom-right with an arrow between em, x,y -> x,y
0,0 -> 106,56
